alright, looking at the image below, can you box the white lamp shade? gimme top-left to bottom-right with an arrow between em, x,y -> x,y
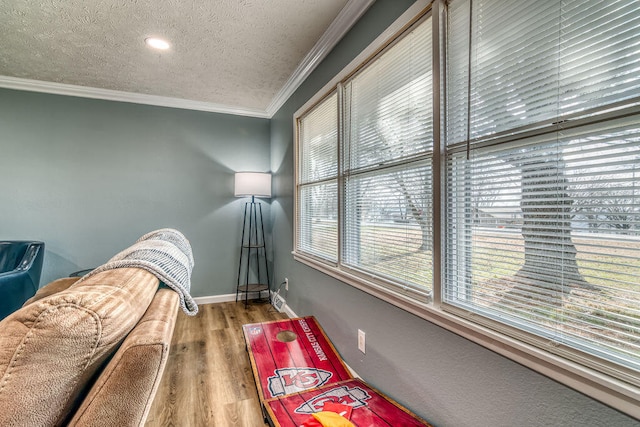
234,172 -> 272,198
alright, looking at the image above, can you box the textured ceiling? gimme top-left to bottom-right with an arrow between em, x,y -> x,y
0,0 -> 358,116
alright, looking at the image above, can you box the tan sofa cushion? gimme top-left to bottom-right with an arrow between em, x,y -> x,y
0,268 -> 159,426
23,276 -> 81,306
69,288 -> 179,426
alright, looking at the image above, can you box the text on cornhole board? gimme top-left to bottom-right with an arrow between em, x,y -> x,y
243,316 -> 352,401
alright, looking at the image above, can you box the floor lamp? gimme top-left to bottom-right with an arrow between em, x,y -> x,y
235,172 -> 271,308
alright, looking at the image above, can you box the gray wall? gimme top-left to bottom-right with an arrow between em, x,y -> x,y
0,88 -> 271,297
270,1 -> 638,426
1,1 -> 637,425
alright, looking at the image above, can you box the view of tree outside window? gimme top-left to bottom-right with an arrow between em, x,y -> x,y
296,15 -> 433,298
343,16 -> 433,294
445,0 -> 640,374
294,0 -> 640,409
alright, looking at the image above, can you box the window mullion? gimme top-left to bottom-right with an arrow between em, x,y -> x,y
447,101 -> 640,155
432,0 -> 444,306
337,82 -> 345,268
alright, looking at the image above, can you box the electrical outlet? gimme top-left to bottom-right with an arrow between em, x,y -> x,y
284,277 -> 289,291
358,329 -> 366,354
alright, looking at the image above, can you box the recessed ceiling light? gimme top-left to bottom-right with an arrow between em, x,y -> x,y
145,37 -> 170,50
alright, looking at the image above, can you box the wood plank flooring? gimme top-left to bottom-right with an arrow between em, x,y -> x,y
145,301 -> 288,427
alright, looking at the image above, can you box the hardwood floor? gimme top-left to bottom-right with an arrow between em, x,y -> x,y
145,301 -> 288,427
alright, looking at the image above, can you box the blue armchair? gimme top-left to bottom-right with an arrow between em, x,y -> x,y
0,241 -> 45,320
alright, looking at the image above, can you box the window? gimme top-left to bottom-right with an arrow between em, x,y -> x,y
297,92 -> 339,263
295,11 -> 433,300
294,0 -> 640,416
342,15 -> 433,298
445,0 -> 640,384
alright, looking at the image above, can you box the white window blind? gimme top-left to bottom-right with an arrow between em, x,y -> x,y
446,0 -> 640,382
343,16 -> 433,296
447,0 -> 640,145
297,92 -> 339,262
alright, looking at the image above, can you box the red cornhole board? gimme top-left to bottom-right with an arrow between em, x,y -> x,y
243,316 -> 353,402
264,378 -> 433,427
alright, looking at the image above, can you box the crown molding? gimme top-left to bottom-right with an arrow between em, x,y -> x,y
0,75 -> 270,119
265,0 -> 375,117
0,0 -> 374,120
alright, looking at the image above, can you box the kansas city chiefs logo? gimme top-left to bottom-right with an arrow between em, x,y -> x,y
294,385 -> 372,414
268,367 -> 332,397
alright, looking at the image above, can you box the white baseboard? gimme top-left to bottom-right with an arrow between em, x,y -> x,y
281,303 -> 297,318
193,291 -> 277,306
193,293 -> 238,305
344,362 -> 361,379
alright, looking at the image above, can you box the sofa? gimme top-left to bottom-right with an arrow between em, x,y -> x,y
0,241 -> 45,320
0,230 -> 195,426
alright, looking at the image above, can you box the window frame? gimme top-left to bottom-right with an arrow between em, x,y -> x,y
292,0 -> 640,418
340,14 -> 435,300
295,90 -> 340,264
294,1 -> 435,306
